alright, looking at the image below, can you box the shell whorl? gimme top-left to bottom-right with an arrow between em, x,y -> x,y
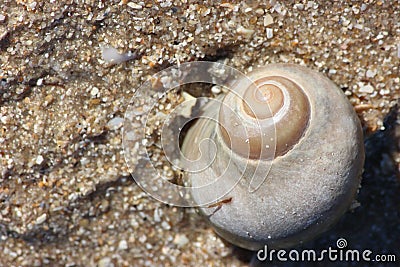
219,74 -> 311,159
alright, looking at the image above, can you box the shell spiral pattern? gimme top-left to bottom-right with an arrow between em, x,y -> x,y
181,63 -> 365,250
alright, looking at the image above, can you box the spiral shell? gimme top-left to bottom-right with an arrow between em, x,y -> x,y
181,63 -> 364,250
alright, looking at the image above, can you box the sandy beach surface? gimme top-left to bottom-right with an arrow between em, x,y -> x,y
0,1 -> 399,266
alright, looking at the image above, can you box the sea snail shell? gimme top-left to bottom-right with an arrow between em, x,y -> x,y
181,63 -> 364,250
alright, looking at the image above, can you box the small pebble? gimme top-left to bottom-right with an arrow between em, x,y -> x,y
263,14 -> 274,26
237,25 -> 254,39
375,33 -> 384,40
90,87 -> 99,96
354,24 -> 364,30
244,7 -> 252,13
379,89 -> 390,95
366,69 -> 377,78
118,240 -> 128,250
36,155 -> 44,165
107,117 -> 124,130
127,2 -> 142,9
360,3 -> 367,11
153,208 -> 161,222
211,85 -> 222,94
397,43 -> 400,58
273,2 -> 286,15
29,2 -> 37,10
0,14 -> 5,22
35,214 -> 47,225
98,257 -> 114,267
294,3 -> 304,10
359,84 -> 374,94
173,234 -> 189,247
99,199 -> 110,212
44,94 -> 54,106
161,221 -> 171,230
266,28 -> 273,39
139,235 -> 147,243
255,8 -> 264,15
0,115 -> 9,124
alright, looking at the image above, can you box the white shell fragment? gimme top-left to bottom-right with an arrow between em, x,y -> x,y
101,46 -> 136,64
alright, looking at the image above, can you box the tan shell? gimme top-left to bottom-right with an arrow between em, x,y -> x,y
181,63 -> 365,250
